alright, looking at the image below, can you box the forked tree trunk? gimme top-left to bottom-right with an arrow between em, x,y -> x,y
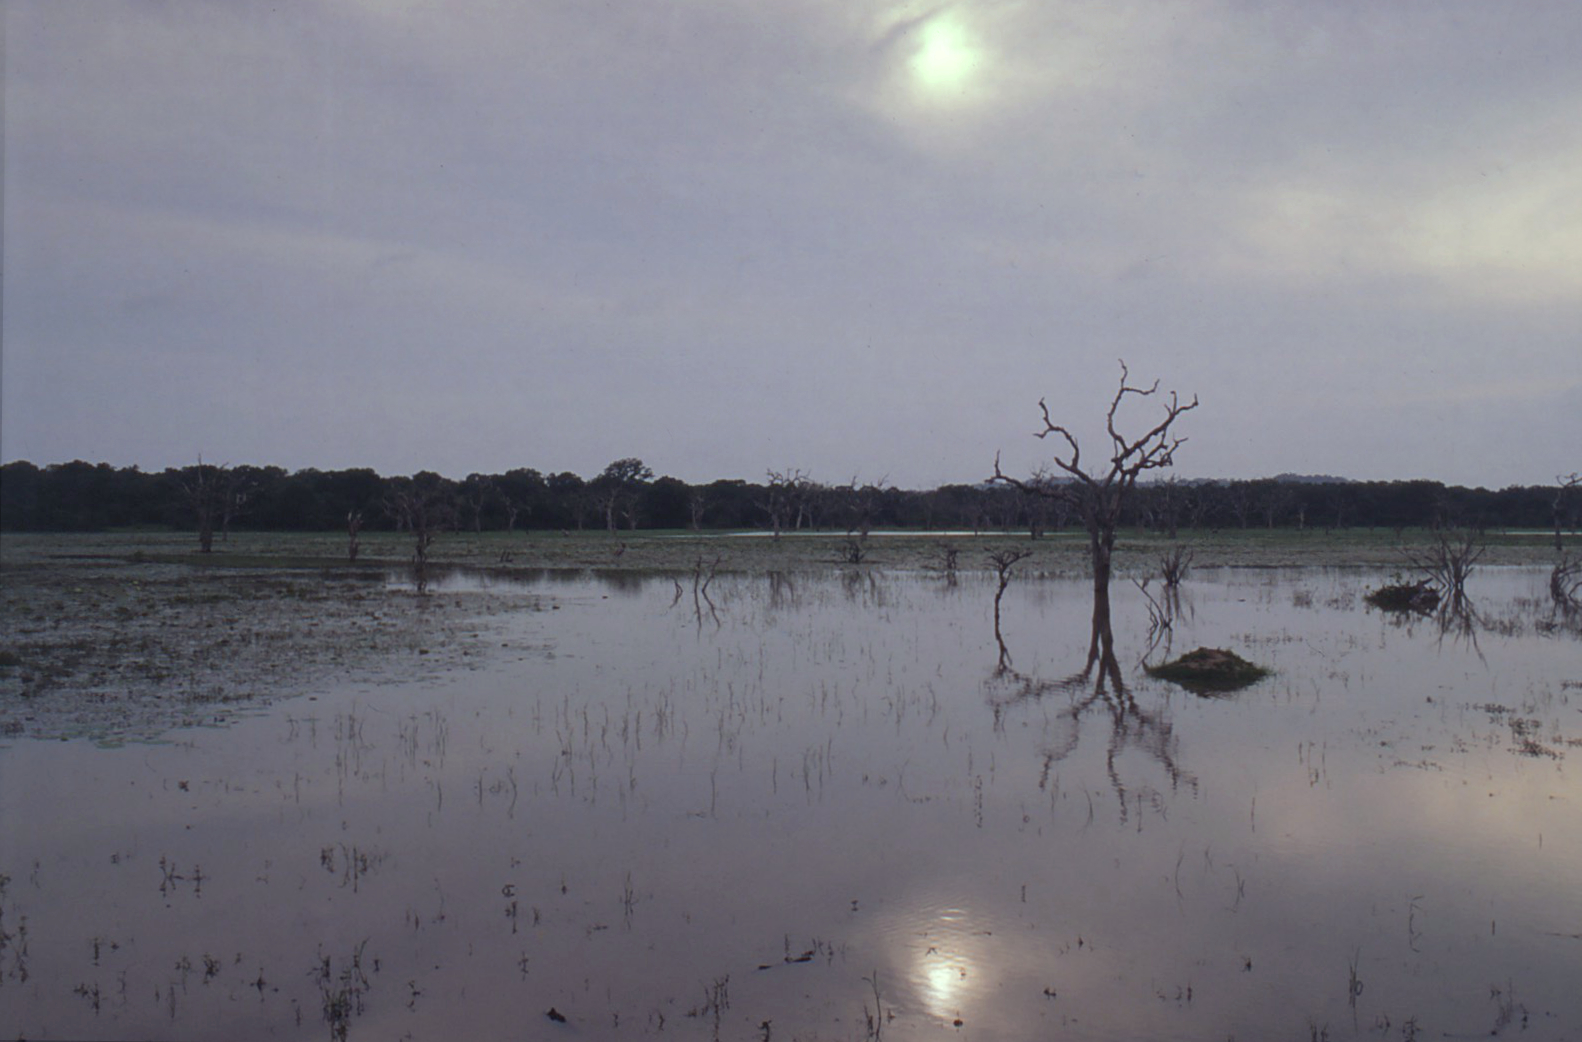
993,362 -> 1197,694
1083,523 -> 1123,690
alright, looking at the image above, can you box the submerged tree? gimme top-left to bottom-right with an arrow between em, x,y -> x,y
993,361 -> 1198,690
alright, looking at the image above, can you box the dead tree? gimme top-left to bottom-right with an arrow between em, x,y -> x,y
1407,526 -> 1485,608
179,456 -> 228,553
759,469 -> 807,541
993,361 -> 1198,690
383,475 -> 457,591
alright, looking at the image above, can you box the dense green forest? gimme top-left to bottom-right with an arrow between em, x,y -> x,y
1,458 -> 1575,539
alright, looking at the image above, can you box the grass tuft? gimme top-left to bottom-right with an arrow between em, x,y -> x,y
1146,647 -> 1271,694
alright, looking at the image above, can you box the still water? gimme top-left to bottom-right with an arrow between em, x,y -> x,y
3,567 -> 1579,1040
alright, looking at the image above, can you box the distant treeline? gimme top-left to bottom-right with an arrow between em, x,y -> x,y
1,458 -> 1576,538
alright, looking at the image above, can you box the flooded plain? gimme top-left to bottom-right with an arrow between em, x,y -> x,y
2,564 -> 1579,1040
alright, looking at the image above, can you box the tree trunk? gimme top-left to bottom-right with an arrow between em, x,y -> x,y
1084,525 -> 1113,673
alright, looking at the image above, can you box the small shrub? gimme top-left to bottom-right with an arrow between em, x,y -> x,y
1365,580 -> 1440,614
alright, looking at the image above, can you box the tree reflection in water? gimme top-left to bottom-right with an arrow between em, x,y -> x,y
985,585 -> 1195,824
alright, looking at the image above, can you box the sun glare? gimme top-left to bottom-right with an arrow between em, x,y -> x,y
910,17 -> 979,95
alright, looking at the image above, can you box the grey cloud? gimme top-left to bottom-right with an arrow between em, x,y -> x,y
3,0 -> 1578,487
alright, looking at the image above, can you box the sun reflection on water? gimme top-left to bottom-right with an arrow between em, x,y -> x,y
911,905 -> 986,1021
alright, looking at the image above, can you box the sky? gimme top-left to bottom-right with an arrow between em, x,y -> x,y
3,1 -> 1579,490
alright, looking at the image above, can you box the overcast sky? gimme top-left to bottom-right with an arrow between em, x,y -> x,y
4,2 -> 1579,489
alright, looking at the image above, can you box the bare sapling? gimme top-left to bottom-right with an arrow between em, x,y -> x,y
1159,545 -> 1193,587
1408,527 -> 1485,605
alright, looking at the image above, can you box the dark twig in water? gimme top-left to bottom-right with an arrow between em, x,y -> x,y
988,548 -> 1033,671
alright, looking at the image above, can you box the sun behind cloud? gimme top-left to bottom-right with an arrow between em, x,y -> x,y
909,15 -> 981,97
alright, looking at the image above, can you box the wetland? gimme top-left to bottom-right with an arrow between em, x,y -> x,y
1,530 -> 1579,1040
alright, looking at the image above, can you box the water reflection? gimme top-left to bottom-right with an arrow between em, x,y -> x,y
1435,595 -> 1485,656
766,570 -> 797,612
1373,582 -> 1582,655
914,907 -> 981,1019
5,568 -> 1580,1041
986,572 -> 1195,824
988,664 -> 1194,825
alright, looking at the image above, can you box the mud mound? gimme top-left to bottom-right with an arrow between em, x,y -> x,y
1147,647 -> 1271,694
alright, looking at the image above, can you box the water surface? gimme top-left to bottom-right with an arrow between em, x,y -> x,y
3,567 -> 1578,1039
